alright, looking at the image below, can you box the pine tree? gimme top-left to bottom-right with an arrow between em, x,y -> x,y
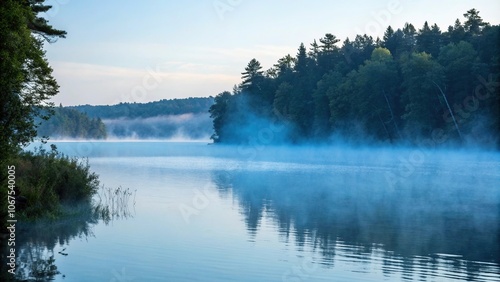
0,0 -> 65,156
240,58 -> 264,92
463,8 -> 487,35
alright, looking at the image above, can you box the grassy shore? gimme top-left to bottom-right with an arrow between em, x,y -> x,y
0,145 -> 132,281
1,145 -> 100,223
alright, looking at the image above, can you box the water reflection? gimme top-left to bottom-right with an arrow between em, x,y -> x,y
212,169 -> 500,281
1,190 -> 135,282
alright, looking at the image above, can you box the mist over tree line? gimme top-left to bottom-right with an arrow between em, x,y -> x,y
36,106 -> 107,139
71,97 -> 213,119
37,97 -> 215,140
209,9 -> 500,148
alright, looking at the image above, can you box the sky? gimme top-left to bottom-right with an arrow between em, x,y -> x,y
42,0 -> 500,106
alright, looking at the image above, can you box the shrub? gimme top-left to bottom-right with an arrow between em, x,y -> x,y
12,146 -> 100,219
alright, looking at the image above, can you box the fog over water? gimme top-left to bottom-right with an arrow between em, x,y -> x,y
18,141 -> 500,281
102,113 -> 213,140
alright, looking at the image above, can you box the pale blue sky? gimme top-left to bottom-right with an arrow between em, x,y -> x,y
43,0 -> 500,106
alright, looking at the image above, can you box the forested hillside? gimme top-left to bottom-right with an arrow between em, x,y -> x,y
209,9 -> 499,147
72,97 -> 214,119
68,97 -> 214,139
37,106 -> 107,139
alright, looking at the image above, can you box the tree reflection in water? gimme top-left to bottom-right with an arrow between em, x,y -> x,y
211,169 -> 500,281
0,187 -> 135,282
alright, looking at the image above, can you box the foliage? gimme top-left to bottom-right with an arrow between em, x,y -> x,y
0,0 -> 65,157
95,186 -> 136,224
12,146 -> 100,219
0,0 -> 81,246
36,106 -> 107,139
0,185 -> 135,282
71,97 -> 214,119
68,98 -> 214,139
27,254 -> 60,281
209,10 -> 500,147
35,98 -> 215,140
399,52 -> 446,135
209,91 -> 233,143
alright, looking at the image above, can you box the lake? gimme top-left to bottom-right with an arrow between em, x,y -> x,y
15,142 -> 500,281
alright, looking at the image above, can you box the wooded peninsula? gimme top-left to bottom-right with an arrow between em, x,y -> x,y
209,9 -> 499,147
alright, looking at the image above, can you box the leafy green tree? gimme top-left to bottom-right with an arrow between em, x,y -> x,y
273,80 -> 311,140
209,91 -> 233,142
290,43 -> 317,138
273,82 -> 294,119
73,97 -> 214,119
476,25 -> 500,72
438,41 -> 478,109
37,108 -> 107,139
328,71 -> 355,132
400,52 -> 446,136
313,71 -> 342,136
0,0 -> 65,157
347,48 -> 400,139
209,9 -> 499,146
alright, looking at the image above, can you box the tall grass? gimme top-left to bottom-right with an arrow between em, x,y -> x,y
12,145 -> 100,219
0,146 -> 137,281
94,186 -> 136,224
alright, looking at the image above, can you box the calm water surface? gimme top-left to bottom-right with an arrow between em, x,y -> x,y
17,142 -> 500,281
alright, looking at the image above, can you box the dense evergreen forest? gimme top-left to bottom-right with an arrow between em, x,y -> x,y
72,97 -> 214,119
209,9 -> 499,147
36,106 -> 107,139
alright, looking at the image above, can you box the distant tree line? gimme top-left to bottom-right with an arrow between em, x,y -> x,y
209,9 -> 499,147
104,113 -> 212,140
37,106 -> 107,139
71,97 -> 214,119
38,97 -> 215,140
